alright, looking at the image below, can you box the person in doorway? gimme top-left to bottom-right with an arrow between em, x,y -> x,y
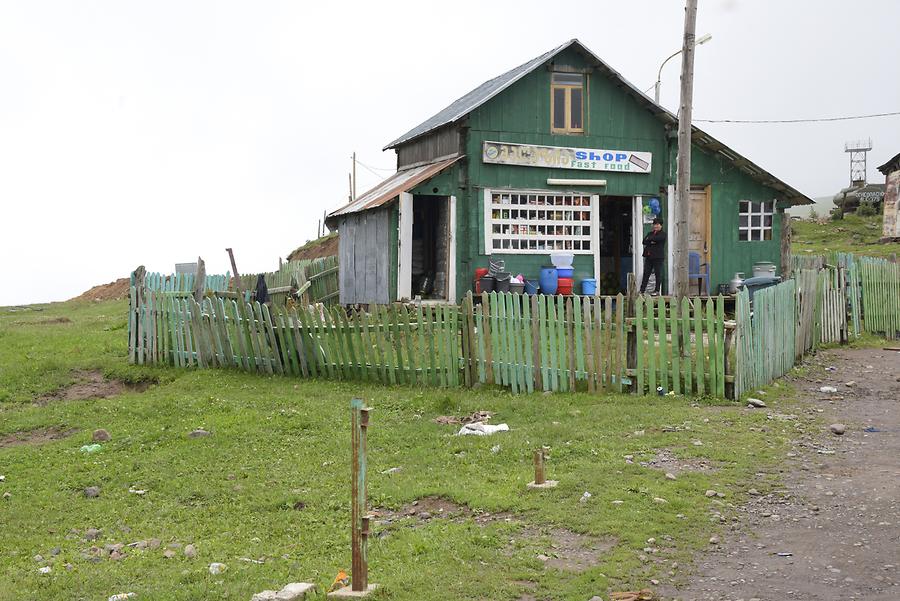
640,218 -> 666,295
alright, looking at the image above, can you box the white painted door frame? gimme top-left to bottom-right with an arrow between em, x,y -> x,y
632,195 -> 644,288
447,195 -> 457,304
591,194 -> 601,284
397,192 -> 413,301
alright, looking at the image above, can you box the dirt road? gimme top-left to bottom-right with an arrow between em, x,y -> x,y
665,347 -> 900,601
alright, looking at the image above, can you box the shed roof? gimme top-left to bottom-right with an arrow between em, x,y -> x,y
385,39 -> 812,206
878,152 -> 900,175
327,155 -> 462,221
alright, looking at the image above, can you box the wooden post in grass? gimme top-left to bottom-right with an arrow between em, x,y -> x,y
527,447 -> 557,489
533,449 -> 545,485
330,399 -> 379,598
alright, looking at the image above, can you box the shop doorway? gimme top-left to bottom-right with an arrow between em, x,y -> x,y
595,196 -> 634,294
401,194 -> 456,301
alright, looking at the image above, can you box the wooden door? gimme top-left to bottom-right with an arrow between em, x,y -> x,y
688,186 -> 711,264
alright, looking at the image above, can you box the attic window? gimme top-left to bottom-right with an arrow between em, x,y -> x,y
551,72 -> 584,134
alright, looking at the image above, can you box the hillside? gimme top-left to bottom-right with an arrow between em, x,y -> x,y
286,232 -> 338,262
791,213 -> 900,258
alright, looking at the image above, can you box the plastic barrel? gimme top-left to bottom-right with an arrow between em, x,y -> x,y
539,266 -> 558,295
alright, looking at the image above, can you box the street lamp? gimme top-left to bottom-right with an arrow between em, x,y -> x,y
654,33 -> 712,104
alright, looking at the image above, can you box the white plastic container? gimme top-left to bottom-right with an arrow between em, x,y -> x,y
550,252 -> 574,268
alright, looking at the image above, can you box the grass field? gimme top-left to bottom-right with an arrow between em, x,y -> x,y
1,299 -> 800,601
792,213 -> 900,258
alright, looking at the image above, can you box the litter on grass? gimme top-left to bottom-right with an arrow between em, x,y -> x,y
80,444 -> 102,453
434,411 -> 493,425
819,386 -> 838,393
457,422 -> 509,436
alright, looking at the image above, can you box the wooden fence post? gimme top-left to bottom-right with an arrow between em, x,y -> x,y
723,320 -> 736,399
337,398 -> 378,598
625,273 -> 638,393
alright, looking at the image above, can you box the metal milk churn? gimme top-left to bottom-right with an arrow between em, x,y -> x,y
729,272 -> 745,294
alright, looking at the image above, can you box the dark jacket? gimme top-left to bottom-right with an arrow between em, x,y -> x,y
642,229 -> 667,260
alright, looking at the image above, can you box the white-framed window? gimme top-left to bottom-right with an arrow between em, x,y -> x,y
738,200 -> 775,241
484,190 -> 594,254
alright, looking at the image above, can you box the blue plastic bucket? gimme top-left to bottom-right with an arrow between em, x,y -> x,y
557,267 -> 574,278
524,279 -> 540,295
539,266 -> 558,295
581,278 -> 597,295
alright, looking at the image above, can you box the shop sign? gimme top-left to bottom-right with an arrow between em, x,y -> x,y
482,141 -> 652,174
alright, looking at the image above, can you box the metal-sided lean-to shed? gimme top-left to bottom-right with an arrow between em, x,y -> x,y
326,39 -> 812,305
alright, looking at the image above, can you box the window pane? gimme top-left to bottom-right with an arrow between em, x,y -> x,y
739,215 -> 748,227
739,200 -> 750,213
739,229 -> 749,241
751,229 -> 762,241
751,215 -> 761,227
764,214 -> 773,227
552,72 -> 583,85
552,88 -> 566,129
570,88 -> 583,129
764,229 -> 773,241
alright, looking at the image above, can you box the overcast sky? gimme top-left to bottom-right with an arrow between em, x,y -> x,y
1,0 -> 898,306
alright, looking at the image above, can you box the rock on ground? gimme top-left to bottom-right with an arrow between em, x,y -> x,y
92,429 -> 111,442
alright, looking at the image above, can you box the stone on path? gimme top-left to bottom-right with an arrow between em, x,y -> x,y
209,562 -> 227,575
830,423 -> 846,435
184,544 -> 197,559
705,490 -> 717,497
275,582 -> 316,600
188,429 -> 211,438
747,398 -> 767,408
251,592 -> 278,601
84,486 -> 101,498
92,429 -> 111,442
85,528 -> 101,541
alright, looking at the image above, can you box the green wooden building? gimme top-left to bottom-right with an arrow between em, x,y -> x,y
327,39 -> 811,305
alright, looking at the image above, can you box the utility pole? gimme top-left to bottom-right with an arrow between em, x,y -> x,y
352,151 -> 357,202
673,0 -> 698,298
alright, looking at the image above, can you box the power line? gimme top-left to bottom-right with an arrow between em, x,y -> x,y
355,158 -> 395,172
356,160 -> 391,181
695,110 -> 900,124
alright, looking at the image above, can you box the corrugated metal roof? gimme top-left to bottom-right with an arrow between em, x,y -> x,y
384,42 -> 570,150
383,39 -> 813,206
327,155 -> 462,220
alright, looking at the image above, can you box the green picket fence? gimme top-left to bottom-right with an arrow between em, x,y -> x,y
634,295 -> 725,398
129,286 -> 732,398
134,270 -> 230,295
733,280 -> 797,398
859,255 -> 900,339
238,255 -> 340,306
129,252 -> 900,400
470,293 -> 629,394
